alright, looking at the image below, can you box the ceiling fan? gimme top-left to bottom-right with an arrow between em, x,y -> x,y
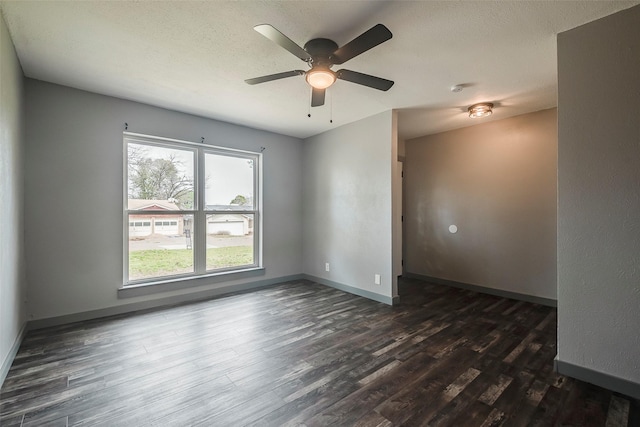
245,24 -> 394,107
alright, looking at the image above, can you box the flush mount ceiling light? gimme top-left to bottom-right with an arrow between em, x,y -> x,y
468,102 -> 494,118
306,67 -> 336,89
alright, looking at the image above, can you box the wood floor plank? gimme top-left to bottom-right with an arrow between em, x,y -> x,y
0,413 -> 24,427
528,383 -> 570,426
449,400 -> 494,427
352,411 -> 392,427
2,278 -> 639,426
427,369 -> 496,427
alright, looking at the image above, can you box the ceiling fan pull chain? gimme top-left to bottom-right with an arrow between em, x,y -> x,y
330,90 -> 333,124
308,87 -> 312,117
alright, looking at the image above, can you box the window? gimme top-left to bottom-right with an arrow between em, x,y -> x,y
124,133 -> 260,285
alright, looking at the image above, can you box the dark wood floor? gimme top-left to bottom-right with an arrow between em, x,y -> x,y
1,278 -> 638,426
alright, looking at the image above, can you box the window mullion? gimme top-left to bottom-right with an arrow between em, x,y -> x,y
195,147 -> 207,274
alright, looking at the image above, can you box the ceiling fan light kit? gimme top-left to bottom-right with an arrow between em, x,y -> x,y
306,68 -> 336,89
468,102 -> 494,118
246,23 -> 394,108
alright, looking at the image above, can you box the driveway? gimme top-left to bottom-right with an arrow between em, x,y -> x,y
129,234 -> 252,251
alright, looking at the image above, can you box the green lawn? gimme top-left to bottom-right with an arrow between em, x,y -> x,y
129,246 -> 253,280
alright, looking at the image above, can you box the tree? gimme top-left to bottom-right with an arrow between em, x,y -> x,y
128,147 -> 194,208
230,194 -> 248,205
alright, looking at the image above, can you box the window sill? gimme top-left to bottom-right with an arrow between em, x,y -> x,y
118,267 -> 265,298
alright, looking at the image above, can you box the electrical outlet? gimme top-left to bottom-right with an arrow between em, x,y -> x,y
374,274 -> 381,285
325,262 -> 330,272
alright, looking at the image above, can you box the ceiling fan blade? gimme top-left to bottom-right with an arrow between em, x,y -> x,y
336,69 -> 394,91
311,88 -> 326,107
245,70 -> 305,85
254,24 -> 312,61
331,24 -> 392,65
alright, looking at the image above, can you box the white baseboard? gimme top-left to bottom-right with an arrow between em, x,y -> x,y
302,274 -> 395,305
1,322 -> 28,388
555,357 -> 640,400
403,272 -> 557,307
28,274 -> 305,330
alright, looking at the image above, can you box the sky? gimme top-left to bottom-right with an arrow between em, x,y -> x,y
205,152 -> 254,206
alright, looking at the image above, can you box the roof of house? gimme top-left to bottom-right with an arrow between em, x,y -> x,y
205,204 -> 252,211
128,199 -> 180,211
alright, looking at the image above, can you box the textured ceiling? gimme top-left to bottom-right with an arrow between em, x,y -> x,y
1,1 -> 638,140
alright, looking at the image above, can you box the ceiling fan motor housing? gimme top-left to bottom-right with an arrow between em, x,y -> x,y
303,38 -> 339,67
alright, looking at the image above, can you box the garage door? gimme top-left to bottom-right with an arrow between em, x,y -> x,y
154,219 -> 180,236
129,220 -> 152,237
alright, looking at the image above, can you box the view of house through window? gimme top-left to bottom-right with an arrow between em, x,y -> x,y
125,134 -> 259,284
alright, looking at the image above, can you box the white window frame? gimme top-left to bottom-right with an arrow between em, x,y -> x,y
123,132 -> 262,287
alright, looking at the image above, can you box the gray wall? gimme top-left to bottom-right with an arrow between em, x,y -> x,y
302,111 -> 394,301
405,109 -> 558,300
24,79 -> 303,320
558,6 -> 640,387
0,13 -> 26,381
